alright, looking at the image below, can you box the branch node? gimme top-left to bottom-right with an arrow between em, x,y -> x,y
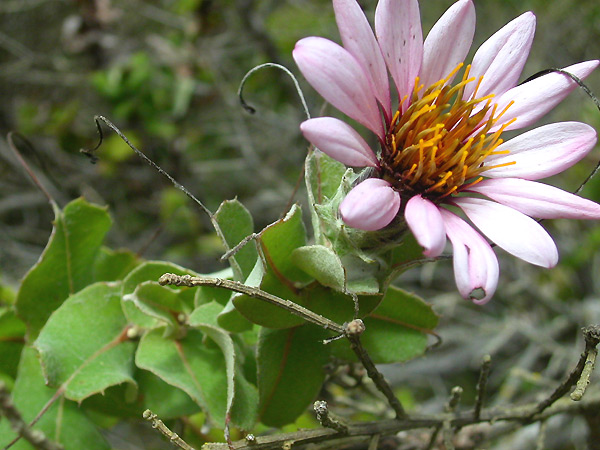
143,409 -> 196,450
344,319 -> 366,337
445,386 -> 463,413
313,401 -> 349,434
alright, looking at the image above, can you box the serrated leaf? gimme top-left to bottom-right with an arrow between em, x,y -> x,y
33,282 -> 136,401
16,198 -> 112,336
233,205 -> 313,329
0,347 -> 110,450
123,282 -> 192,336
135,328 -> 229,427
331,286 -> 439,364
258,204 -> 312,284
215,199 -> 258,282
121,261 -> 197,330
93,247 -> 139,282
257,324 -> 330,427
189,303 -> 258,429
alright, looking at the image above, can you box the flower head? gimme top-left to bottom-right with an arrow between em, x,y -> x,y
294,0 -> 600,303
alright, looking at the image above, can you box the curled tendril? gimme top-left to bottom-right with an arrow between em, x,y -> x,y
238,62 -> 311,120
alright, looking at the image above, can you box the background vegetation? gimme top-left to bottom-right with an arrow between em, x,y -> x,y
1,0 -> 600,448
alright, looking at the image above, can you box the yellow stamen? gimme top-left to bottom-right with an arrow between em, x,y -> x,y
382,62 -> 520,199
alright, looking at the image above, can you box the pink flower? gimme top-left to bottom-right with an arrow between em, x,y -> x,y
294,0 -> 600,303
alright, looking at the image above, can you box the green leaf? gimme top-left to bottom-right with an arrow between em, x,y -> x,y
233,205 -> 313,329
16,198 -> 112,337
331,286 -> 439,364
189,303 -> 258,429
0,308 -> 26,380
306,150 -> 347,205
137,369 -> 199,419
257,324 -> 330,427
194,267 -> 234,307
291,245 -> 345,291
258,204 -> 312,284
215,199 -> 258,282
33,282 -> 136,401
0,347 -> 110,450
93,247 -> 139,282
121,261 -> 197,330
123,281 -> 191,336
302,285 -> 381,326
135,328 -> 229,427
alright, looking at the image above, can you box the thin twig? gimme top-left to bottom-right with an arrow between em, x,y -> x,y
220,233 -> 259,262
571,326 -> 600,401
143,409 -> 196,450
442,387 -> 463,450
474,355 -> 492,420
81,116 -> 243,275
201,388 -> 600,450
535,420 -> 547,450
313,401 -> 349,434
532,325 -> 600,416
0,382 -> 63,450
158,273 -> 344,333
344,319 -> 406,419
7,132 -> 56,207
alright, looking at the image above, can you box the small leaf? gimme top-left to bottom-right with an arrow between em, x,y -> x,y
135,328 -> 229,426
34,282 -> 136,402
123,282 -> 191,335
215,199 -> 258,282
306,150 -> 347,205
233,205 -> 313,329
121,261 -> 197,329
0,347 -> 110,450
258,204 -> 312,284
331,286 -> 439,364
189,304 -> 258,429
257,324 -> 330,427
291,245 -> 345,291
16,198 -> 112,336
93,247 -> 139,282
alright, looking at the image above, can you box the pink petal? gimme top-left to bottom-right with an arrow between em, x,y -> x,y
375,0 -> 423,105
333,0 -> 391,118
405,195 -> 446,257
420,0 -> 475,90
484,122 -> 597,180
492,60 -> 600,131
463,12 -> 536,99
293,37 -> 384,138
340,178 -> 401,231
440,208 -> 499,304
467,178 -> 600,220
454,197 -> 558,268
300,117 -> 379,168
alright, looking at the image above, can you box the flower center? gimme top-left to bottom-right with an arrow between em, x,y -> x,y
381,64 -> 516,201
